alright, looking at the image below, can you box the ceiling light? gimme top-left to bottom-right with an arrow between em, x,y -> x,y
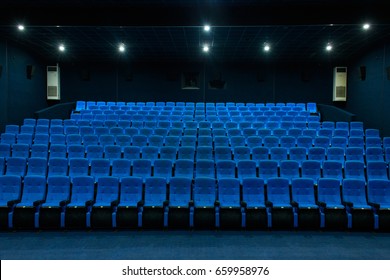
363,23 -> 370,30
118,43 -> 126,52
17,25 -> 25,31
203,25 -> 211,32
202,44 -> 209,53
326,43 -> 333,52
58,44 -> 65,52
263,43 -> 271,52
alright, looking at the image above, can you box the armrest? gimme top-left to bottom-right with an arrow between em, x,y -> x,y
163,200 -> 169,207
368,202 -> 380,209
85,200 -> 95,207
241,201 -> 247,208
342,201 -> 353,208
33,200 -> 45,207
111,200 -> 119,207
137,200 -> 145,207
60,199 -> 70,207
188,200 -> 194,207
316,201 -> 327,208
291,200 -> 299,207
265,200 -> 273,207
7,199 -> 21,207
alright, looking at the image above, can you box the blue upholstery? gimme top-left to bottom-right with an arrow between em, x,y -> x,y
367,161 -> 388,180
195,159 -> 215,178
258,160 -> 278,184
280,160 -> 300,184
216,160 -> 236,180
342,179 -> 373,229
6,157 -> 27,177
86,145 -> 104,163
301,160 -> 321,184
322,161 -> 343,183
344,160 -> 366,181
217,178 -> 244,228
90,159 -> 111,182
132,159 -> 152,182
12,143 -> 30,158
48,158 -> 68,177
30,144 -> 48,159
68,158 -> 89,179
111,159 -> 131,180
237,160 -> 257,183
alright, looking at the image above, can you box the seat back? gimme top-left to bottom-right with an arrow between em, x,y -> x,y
342,179 -> 368,207
218,178 -> 241,207
6,157 -> 27,177
322,161 -> 343,182
20,175 -> 47,205
0,175 -> 22,205
216,160 -> 236,180
367,179 -> 390,205
144,177 -> 167,207
367,161 -> 388,180
174,159 -> 194,178
266,177 -> 291,206
111,159 -> 131,179
242,178 -> 265,207
45,176 -> 71,204
95,177 -> 119,205
69,158 -> 89,178
344,160 -> 366,181
237,160 -> 257,182
193,177 -> 216,207
132,159 -> 152,181
119,177 -> 143,206
48,158 -> 68,177
90,159 -> 111,181
27,157 -> 47,176
169,177 -> 192,207
258,160 -> 278,183
317,178 -> 343,207
69,176 -> 95,205
291,178 -> 316,206
301,160 -> 321,183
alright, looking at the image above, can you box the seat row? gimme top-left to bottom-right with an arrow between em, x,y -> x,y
1,156 -> 388,183
1,175 -> 388,230
76,100 -> 317,111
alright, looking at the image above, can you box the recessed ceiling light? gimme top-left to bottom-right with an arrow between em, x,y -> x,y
17,25 -> 25,31
204,25 -> 211,32
202,44 -> 209,53
326,43 -> 333,52
363,23 -> 370,30
263,43 -> 271,52
58,44 -> 65,52
118,43 -> 126,52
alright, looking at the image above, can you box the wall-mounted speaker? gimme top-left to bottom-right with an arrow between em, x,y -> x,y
26,65 -> 35,79
81,69 -> 90,81
386,66 -> 390,80
359,65 -> 366,81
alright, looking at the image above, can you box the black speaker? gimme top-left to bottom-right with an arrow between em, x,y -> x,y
0,65 -> 2,78
26,65 -> 34,79
81,69 -> 90,81
386,66 -> 390,80
359,66 -> 366,81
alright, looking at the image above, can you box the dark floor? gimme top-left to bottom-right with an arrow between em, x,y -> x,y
1,230 -> 390,260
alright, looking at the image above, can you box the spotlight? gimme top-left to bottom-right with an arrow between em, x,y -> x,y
263,43 -> 271,52
17,25 -> 25,31
58,44 -> 65,52
202,44 -> 209,53
363,23 -> 370,30
326,43 -> 333,52
118,43 -> 126,52
204,25 -> 211,32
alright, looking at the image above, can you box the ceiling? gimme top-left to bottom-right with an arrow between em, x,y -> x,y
1,0 -> 390,64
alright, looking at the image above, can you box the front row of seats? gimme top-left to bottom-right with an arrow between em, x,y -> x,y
0,175 -> 389,230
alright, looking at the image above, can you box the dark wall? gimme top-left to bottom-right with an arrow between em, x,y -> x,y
346,42 -> 390,137
0,40 -> 47,130
60,61 -> 334,105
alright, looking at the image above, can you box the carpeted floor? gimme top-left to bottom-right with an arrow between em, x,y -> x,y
1,230 -> 390,260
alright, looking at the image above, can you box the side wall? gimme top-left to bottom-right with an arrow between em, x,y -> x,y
346,42 -> 390,136
0,40 -> 47,130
